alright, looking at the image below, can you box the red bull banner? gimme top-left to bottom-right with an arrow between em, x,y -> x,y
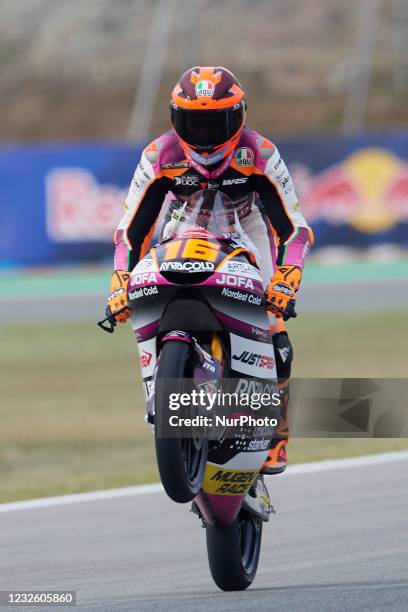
0,133 -> 407,266
280,132 -> 408,250
0,143 -> 140,267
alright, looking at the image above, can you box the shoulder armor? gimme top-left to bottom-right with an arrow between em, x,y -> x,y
255,136 -> 276,161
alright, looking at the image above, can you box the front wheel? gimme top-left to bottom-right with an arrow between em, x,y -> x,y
206,511 -> 263,591
155,340 -> 208,503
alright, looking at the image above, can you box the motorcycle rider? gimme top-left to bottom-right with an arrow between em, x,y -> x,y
107,66 -> 313,474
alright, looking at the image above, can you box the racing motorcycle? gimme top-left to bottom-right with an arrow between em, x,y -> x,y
98,190 -> 280,591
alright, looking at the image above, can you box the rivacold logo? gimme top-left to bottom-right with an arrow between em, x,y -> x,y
160,261 -> 214,272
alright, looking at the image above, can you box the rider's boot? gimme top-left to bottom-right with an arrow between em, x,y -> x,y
261,377 -> 289,474
261,435 -> 288,475
261,324 -> 292,475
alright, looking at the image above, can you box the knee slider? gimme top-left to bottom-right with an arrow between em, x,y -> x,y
273,331 -> 293,380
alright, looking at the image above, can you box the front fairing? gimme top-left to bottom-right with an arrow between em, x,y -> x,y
128,231 -> 275,398
128,231 -> 268,338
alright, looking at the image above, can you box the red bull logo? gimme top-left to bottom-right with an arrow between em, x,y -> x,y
291,148 -> 408,234
46,169 -> 125,241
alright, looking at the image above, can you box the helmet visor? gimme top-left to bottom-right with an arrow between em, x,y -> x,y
171,105 -> 244,150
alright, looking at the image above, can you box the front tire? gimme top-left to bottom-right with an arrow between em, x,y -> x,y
155,340 -> 208,503
206,511 -> 263,591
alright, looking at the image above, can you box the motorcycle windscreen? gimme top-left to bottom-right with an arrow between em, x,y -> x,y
162,189 -> 247,243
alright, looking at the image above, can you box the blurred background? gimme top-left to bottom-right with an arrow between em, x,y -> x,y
1,0 -> 407,503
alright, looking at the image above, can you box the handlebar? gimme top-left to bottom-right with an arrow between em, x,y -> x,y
98,297 -> 297,334
97,313 -> 117,333
262,297 -> 298,321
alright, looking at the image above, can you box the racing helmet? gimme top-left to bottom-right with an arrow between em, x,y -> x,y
170,66 -> 247,166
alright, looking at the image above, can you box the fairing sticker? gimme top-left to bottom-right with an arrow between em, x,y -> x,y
137,337 -> 157,378
202,462 -> 259,496
230,334 -> 277,378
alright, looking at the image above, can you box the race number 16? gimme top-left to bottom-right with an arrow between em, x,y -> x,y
164,239 -> 219,262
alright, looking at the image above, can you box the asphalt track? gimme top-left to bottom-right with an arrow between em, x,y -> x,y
1,277 -> 408,325
1,453 -> 407,611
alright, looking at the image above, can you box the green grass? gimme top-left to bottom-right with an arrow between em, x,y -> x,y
1,310 -> 407,503
291,310 -> 408,377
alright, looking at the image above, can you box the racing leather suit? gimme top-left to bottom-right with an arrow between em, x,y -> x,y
114,127 -> 312,289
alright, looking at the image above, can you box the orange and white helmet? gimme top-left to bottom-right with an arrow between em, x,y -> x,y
170,66 -> 247,166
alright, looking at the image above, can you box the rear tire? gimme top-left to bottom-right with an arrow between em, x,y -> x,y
206,511 -> 262,591
155,340 -> 208,503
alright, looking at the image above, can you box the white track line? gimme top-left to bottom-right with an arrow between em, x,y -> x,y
1,450 -> 407,514
276,449 -> 408,475
0,483 -> 164,514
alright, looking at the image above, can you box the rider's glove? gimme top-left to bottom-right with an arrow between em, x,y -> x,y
266,265 -> 302,321
106,270 -> 130,323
